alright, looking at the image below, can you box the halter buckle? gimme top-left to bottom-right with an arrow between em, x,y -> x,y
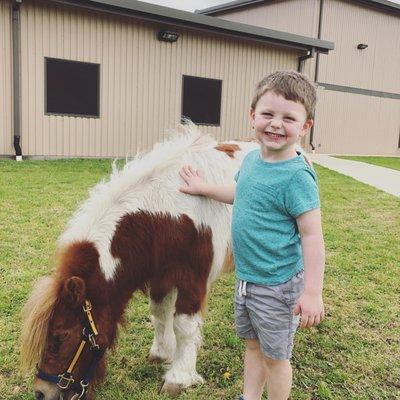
78,379 -> 89,399
82,327 -> 99,350
57,372 -> 74,390
88,333 -> 100,350
82,301 -> 92,313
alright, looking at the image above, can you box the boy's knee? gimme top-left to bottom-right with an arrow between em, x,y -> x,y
263,355 -> 290,369
245,338 -> 261,351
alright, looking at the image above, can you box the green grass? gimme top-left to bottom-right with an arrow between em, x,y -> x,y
1,159 -> 399,399
335,156 -> 400,171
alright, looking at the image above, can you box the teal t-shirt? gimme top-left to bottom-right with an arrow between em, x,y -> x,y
232,150 -> 320,286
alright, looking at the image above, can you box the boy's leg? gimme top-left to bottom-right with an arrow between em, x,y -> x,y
235,279 -> 266,400
242,271 -> 304,400
263,356 -> 292,400
243,339 -> 268,400
242,341 -> 292,400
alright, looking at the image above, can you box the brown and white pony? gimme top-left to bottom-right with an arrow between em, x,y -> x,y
21,124 -> 258,400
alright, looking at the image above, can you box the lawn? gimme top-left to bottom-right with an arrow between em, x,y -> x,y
335,156 -> 400,171
0,159 -> 399,399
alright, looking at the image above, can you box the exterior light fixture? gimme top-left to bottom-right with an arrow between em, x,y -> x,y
357,43 -> 368,50
157,30 -> 180,43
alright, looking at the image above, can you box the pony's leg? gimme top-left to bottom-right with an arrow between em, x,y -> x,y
162,289 -> 205,395
149,289 -> 177,363
162,312 -> 204,395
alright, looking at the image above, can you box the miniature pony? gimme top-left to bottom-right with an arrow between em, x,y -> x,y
21,124 -> 258,399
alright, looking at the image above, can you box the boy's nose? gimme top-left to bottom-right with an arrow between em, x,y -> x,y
270,118 -> 282,129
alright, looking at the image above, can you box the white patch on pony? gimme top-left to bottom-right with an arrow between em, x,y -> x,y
57,123 -> 260,281
149,289 -> 177,362
164,313 -> 204,387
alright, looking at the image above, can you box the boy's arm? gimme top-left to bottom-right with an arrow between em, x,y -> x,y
179,165 -> 236,205
294,208 -> 325,328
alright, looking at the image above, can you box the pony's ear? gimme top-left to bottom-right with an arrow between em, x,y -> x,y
62,276 -> 86,307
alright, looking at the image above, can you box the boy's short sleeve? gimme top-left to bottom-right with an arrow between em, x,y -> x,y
234,149 -> 257,183
284,169 -> 320,218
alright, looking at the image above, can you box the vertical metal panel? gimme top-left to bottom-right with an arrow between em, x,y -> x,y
214,0 -> 320,37
213,0 -> 320,82
0,0 -> 13,155
319,0 -> 400,93
204,0 -> 400,156
20,0 -> 299,157
314,88 -> 400,155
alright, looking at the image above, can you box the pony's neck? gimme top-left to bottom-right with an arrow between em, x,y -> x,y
58,240 -> 137,346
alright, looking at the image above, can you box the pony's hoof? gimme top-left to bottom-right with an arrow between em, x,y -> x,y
160,382 -> 182,398
148,354 -> 166,364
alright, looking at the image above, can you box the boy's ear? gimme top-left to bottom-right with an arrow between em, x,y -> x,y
249,108 -> 256,124
300,119 -> 313,136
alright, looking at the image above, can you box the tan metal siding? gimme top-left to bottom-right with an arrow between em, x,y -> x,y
0,0 -> 13,156
314,88 -> 400,155
319,0 -> 400,93
214,0 -> 320,37
212,0 -> 321,87
209,0 -> 400,156
20,0 -> 299,157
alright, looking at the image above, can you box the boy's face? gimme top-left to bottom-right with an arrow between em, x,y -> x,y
250,91 -> 313,159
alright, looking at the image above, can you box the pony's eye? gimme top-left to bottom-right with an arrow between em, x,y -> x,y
48,331 -> 69,354
56,331 -> 70,342
48,339 -> 61,354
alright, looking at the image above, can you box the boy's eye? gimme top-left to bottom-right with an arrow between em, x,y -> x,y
261,113 -> 273,117
284,117 -> 295,121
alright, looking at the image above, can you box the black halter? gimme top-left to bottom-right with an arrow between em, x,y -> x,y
37,300 -> 105,400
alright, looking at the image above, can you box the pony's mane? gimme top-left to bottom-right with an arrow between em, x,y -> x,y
21,276 -> 59,372
109,122 -> 216,189
58,122 -> 217,247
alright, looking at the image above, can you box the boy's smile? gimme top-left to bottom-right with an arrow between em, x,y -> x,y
261,131 -> 285,141
250,91 -> 313,161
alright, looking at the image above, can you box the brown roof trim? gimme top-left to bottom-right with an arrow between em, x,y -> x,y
196,0 -> 400,15
45,0 -> 333,53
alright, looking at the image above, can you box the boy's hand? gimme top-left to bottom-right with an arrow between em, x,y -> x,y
293,293 -> 324,328
179,166 -> 235,204
179,165 -> 207,196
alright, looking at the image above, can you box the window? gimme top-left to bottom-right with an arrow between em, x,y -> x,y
45,58 -> 100,117
182,75 -> 222,125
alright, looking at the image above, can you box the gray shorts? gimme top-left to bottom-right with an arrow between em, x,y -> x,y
234,270 -> 304,360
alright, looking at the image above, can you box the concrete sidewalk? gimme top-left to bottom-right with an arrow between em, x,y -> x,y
309,155 -> 400,197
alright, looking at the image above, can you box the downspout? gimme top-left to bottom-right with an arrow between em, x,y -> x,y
309,0 -> 325,152
12,0 -> 22,161
297,48 -> 315,152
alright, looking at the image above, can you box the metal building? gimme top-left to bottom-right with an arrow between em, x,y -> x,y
0,0 -> 333,159
198,0 -> 400,156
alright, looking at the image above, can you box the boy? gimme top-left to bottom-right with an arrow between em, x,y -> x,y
179,70 -> 325,400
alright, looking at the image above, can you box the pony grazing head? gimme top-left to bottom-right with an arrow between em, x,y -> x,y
21,273 -> 108,400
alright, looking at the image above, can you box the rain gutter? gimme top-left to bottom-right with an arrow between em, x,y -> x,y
48,0 -> 334,54
297,48 -> 315,73
310,0 -> 325,152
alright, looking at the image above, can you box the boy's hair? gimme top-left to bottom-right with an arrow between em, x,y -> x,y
251,70 -> 316,119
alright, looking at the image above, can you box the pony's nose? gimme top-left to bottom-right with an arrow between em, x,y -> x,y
35,390 -> 45,400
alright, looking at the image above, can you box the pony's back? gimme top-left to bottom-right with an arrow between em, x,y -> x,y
58,124 -> 257,281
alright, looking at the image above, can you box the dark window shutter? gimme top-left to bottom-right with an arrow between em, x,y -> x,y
45,58 -> 100,117
182,75 -> 222,125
